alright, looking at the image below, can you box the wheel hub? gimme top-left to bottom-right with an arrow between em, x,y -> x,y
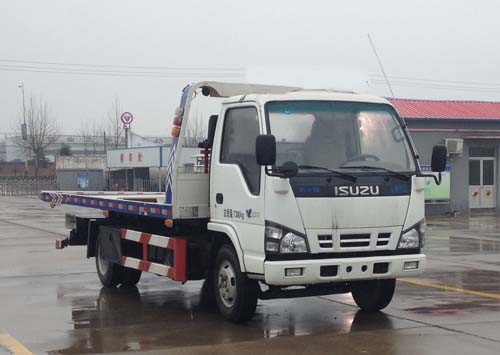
218,261 -> 237,308
97,244 -> 110,275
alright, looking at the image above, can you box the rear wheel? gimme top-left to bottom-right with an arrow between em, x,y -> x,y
95,237 -> 122,287
120,267 -> 142,288
213,245 -> 259,323
351,278 -> 396,312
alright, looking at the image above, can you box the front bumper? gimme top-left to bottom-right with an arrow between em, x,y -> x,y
264,254 -> 426,286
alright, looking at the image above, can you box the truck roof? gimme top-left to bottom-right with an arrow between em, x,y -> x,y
223,90 -> 392,106
189,82 -> 391,107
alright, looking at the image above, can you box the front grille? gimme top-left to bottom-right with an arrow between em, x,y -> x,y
316,231 -> 395,251
340,233 -> 370,248
377,233 -> 391,246
318,234 -> 333,248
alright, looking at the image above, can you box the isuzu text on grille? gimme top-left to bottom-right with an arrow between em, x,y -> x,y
334,185 -> 380,197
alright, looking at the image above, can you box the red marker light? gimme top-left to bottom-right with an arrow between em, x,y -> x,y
173,116 -> 182,126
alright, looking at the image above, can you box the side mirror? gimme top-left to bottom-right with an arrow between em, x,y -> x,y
256,134 -> 276,166
419,144 -> 447,185
431,145 -> 447,172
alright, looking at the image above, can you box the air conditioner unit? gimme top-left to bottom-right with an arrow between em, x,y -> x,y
445,138 -> 464,156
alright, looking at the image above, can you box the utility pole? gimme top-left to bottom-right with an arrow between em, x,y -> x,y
18,83 -> 29,176
124,125 -> 128,149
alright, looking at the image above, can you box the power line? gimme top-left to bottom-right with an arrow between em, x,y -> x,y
371,79 -> 500,91
370,79 -> 500,93
0,59 -> 244,72
0,65 -> 245,78
371,74 -> 500,88
0,65 -> 244,77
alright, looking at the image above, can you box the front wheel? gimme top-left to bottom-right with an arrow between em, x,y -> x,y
213,245 -> 259,323
351,278 -> 396,312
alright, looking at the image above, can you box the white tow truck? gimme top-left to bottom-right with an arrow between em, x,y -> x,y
41,82 -> 447,322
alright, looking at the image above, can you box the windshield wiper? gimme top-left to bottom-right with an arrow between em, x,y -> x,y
339,165 -> 410,181
298,165 -> 356,182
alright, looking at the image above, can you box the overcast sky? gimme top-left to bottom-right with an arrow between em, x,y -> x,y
2,0 -> 500,135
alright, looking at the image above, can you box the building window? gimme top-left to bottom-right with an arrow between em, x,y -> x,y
469,147 -> 495,157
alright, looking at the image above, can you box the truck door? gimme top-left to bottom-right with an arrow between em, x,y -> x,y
210,105 -> 265,273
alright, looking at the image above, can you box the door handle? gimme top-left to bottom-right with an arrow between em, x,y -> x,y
216,193 -> 223,204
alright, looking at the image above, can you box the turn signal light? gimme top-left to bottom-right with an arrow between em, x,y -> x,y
171,126 -> 181,137
165,219 -> 174,228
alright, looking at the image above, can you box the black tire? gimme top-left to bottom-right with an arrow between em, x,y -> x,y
95,236 -> 122,287
120,267 -> 142,288
213,245 -> 259,323
199,277 -> 218,311
351,278 -> 396,312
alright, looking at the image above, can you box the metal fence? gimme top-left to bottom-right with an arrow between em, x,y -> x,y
107,178 -> 160,192
0,177 -> 59,196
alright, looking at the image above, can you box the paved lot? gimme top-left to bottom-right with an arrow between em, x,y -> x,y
1,196 -> 500,355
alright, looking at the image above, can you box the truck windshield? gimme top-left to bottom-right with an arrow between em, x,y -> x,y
266,101 -> 416,173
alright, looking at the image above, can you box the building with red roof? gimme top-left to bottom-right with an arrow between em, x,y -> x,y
390,99 -> 500,121
388,98 -> 500,215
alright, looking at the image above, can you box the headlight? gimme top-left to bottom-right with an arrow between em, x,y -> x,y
280,232 -> 308,253
265,222 -> 309,254
398,219 -> 425,249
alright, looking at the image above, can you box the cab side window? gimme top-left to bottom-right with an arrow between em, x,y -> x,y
220,107 -> 261,195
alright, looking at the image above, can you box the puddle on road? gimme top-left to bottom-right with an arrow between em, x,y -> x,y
400,269 -> 500,316
406,300 -> 500,316
449,236 -> 500,253
422,269 -> 500,295
46,281 -> 409,355
425,234 -> 500,254
42,263 -> 500,354
427,215 -> 500,232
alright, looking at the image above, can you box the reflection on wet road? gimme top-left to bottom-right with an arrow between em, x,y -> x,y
51,282 -> 369,354
1,197 -> 500,355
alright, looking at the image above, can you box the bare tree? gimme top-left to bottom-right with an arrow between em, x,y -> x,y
14,95 -> 60,176
184,110 -> 207,147
78,121 -> 92,156
106,97 -> 124,149
78,120 -> 105,156
90,121 -> 104,155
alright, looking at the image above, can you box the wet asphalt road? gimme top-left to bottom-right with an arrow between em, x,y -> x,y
1,196 -> 500,355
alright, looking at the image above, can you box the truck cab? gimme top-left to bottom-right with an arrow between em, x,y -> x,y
201,86 -> 445,320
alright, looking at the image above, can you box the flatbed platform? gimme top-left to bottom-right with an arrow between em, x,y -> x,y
40,191 -> 172,219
